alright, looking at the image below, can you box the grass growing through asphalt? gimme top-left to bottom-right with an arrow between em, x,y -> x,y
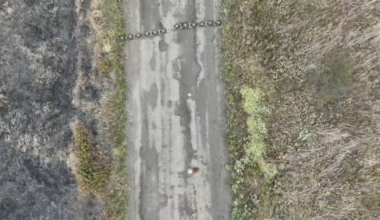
222,0 -> 380,219
91,0 -> 128,219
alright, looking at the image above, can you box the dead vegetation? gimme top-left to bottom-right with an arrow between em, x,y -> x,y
308,49 -> 355,105
0,0 -> 106,219
222,0 -> 380,219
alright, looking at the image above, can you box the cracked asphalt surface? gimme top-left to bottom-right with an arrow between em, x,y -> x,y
124,0 -> 232,219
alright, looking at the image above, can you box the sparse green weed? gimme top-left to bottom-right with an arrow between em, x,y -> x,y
92,0 -> 129,219
241,87 -> 276,179
72,121 -> 111,194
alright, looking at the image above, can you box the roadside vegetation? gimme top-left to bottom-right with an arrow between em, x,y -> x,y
72,0 -> 128,219
72,121 -> 111,194
92,0 -> 129,219
222,0 -> 380,219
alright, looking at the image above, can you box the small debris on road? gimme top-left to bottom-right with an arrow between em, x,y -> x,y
187,167 -> 200,176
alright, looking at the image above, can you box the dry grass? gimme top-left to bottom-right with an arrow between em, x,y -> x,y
222,0 -> 380,219
0,93 -> 8,108
308,49 -> 355,105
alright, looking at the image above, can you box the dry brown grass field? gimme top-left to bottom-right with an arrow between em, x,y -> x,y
222,0 -> 380,219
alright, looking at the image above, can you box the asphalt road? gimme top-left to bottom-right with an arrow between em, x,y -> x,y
124,0 -> 232,219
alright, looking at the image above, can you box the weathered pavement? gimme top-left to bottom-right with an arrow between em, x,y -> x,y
124,0 -> 232,219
